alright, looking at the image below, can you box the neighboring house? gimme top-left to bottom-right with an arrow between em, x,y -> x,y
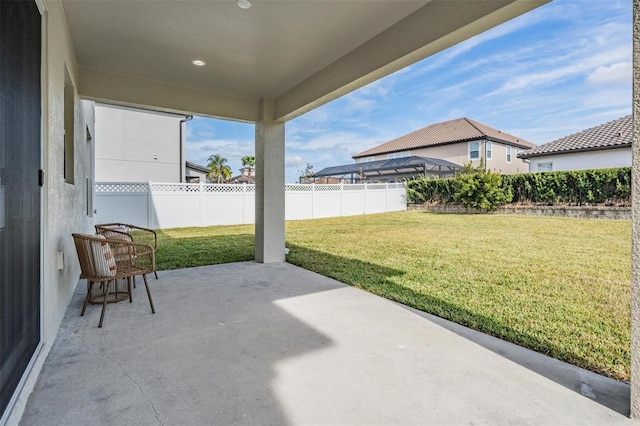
95,104 -> 191,182
230,166 -> 256,184
517,115 -> 632,172
185,162 -> 211,183
353,117 -> 536,175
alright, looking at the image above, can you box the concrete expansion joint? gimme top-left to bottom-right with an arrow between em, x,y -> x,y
102,353 -> 163,426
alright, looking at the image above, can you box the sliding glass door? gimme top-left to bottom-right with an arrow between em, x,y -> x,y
0,0 -> 42,419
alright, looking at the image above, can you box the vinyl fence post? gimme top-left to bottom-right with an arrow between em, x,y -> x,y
385,182 -> 389,212
147,180 -> 153,228
340,182 -> 344,216
311,183 -> 315,219
242,183 -> 247,224
364,181 -> 368,214
199,181 -> 204,227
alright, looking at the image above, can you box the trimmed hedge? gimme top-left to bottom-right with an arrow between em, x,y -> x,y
406,167 -> 631,206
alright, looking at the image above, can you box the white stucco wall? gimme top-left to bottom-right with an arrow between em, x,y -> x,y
7,1 -> 96,423
527,148 -> 632,172
94,104 -> 184,182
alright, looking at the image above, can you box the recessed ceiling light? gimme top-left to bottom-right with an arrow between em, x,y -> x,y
192,59 -> 207,66
236,0 -> 251,9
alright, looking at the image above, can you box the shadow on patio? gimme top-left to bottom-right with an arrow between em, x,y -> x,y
21,262 -> 631,425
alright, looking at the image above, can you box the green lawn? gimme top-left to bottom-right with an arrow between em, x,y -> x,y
155,211 -> 631,381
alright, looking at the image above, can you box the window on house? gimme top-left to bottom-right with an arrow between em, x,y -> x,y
360,156 -> 375,163
64,67 -> 75,184
387,151 -> 410,159
486,141 -> 492,160
506,145 -> 512,163
469,141 -> 480,160
538,162 -> 553,172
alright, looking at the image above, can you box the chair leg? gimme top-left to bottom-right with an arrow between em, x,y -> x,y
98,280 -> 110,328
154,270 -> 158,279
127,277 -> 133,303
142,274 -> 155,314
81,280 -> 92,316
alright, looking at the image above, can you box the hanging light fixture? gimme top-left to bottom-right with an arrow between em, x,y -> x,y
236,0 -> 251,9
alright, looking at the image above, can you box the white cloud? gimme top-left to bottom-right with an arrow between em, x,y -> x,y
486,46 -> 630,96
407,7 -> 548,78
285,156 -> 304,167
586,62 -> 631,85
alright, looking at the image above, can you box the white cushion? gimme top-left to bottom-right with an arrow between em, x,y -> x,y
91,235 -> 117,278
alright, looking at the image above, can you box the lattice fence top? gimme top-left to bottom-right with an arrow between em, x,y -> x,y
95,182 -> 148,193
151,183 -> 201,193
367,184 -> 388,190
388,183 -> 406,189
96,182 -> 405,194
203,184 -> 247,193
314,185 -> 341,192
343,184 -> 366,191
285,184 -> 313,192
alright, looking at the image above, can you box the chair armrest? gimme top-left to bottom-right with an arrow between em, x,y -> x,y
105,238 -> 155,273
125,225 -> 158,251
96,223 -> 158,251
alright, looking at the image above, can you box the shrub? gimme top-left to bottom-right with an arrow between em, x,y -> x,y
407,167 -> 631,207
453,161 -> 512,211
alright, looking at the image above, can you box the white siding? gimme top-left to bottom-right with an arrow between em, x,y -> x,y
95,105 -> 184,182
527,148 -> 632,172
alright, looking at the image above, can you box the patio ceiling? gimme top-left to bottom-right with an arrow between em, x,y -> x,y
63,0 -> 549,123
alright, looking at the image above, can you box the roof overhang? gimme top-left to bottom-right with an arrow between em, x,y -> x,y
60,0 -> 550,123
185,162 -> 211,174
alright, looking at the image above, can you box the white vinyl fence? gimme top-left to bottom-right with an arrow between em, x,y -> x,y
94,182 -> 406,229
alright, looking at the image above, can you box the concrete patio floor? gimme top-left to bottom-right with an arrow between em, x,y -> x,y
20,261 -> 632,425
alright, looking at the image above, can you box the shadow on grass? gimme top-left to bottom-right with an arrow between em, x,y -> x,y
285,243 -> 630,416
155,232 -> 255,270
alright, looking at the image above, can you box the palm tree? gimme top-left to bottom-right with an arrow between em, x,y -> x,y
206,154 -> 232,183
241,155 -> 255,181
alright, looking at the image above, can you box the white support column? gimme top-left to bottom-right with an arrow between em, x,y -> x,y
632,0 -> 640,417
255,99 -> 285,263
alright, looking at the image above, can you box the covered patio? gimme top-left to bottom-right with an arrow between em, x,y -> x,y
21,263 -> 630,425
8,0 -> 640,423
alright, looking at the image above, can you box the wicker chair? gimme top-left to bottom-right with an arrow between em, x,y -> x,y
95,223 -> 158,279
72,233 -> 156,327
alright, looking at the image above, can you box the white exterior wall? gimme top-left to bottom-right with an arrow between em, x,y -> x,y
8,1 -> 96,423
527,148 -> 632,172
186,168 -> 208,182
94,104 -> 184,182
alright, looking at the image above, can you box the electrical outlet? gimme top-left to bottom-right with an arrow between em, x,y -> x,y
57,251 -> 64,270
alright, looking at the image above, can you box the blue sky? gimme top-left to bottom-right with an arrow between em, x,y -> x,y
185,0 -> 631,183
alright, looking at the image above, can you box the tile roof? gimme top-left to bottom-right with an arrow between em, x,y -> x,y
518,115 -> 632,159
352,117 -> 536,158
